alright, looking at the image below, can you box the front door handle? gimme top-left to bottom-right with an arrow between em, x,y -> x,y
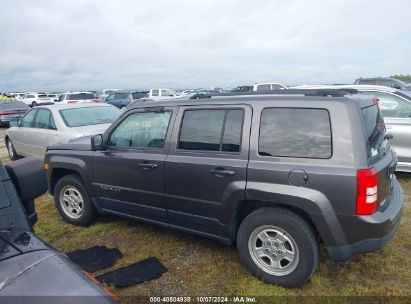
386,125 -> 393,130
210,168 -> 236,177
139,162 -> 158,169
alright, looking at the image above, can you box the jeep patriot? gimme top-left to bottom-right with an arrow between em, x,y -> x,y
44,90 -> 404,287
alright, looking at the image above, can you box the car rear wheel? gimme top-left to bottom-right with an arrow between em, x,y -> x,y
32,101 -> 37,107
237,207 -> 319,288
6,138 -> 19,161
54,174 -> 97,226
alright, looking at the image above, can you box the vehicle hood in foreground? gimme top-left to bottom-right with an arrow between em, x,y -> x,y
70,123 -> 111,137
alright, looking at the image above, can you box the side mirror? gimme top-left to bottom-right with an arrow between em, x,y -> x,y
91,134 -> 104,151
392,84 -> 401,89
9,121 -> 19,127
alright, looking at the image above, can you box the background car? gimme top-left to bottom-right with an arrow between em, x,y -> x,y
57,92 -> 101,104
0,100 -> 30,126
253,82 -> 287,91
354,77 -> 411,91
98,89 -> 122,101
5,103 -> 121,159
21,93 -> 55,107
47,93 -> 59,102
105,91 -> 148,109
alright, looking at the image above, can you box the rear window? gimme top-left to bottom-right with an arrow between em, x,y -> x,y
361,104 -> 386,158
114,93 -> 129,99
60,106 -> 121,127
67,93 -> 96,100
132,92 -> 148,99
38,94 -> 48,98
259,108 -> 332,159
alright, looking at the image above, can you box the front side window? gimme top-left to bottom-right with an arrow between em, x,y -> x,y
368,92 -> 411,118
178,109 -> 244,152
259,108 -> 332,159
109,111 -> 171,149
20,109 -> 38,128
60,106 -> 121,127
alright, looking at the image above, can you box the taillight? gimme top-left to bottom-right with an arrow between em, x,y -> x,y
356,168 -> 378,215
128,98 -> 133,103
372,97 -> 380,104
67,100 -> 78,104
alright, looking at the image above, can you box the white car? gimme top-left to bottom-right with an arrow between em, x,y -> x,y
47,94 -> 60,102
148,88 -> 181,100
21,93 -> 55,107
5,103 -> 121,159
253,83 -> 287,91
57,92 -> 101,104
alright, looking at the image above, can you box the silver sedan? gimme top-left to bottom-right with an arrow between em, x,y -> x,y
5,103 -> 121,160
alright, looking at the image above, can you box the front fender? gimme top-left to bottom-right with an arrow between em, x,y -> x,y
47,154 -> 90,195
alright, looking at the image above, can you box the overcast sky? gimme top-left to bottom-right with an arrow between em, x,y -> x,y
1,0 -> 410,91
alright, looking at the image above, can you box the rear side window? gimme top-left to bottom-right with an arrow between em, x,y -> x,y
178,109 -> 244,152
33,109 -> 55,129
361,104 -> 386,158
259,108 -> 332,159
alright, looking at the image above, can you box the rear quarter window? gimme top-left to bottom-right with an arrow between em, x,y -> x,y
361,104 -> 386,159
259,108 -> 332,159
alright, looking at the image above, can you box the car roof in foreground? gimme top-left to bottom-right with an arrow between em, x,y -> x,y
127,91 -> 372,109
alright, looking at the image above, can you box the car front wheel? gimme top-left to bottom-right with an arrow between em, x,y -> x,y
237,207 -> 319,288
54,174 -> 97,226
6,138 -> 19,161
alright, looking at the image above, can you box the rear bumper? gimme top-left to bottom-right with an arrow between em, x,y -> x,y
327,176 -> 403,261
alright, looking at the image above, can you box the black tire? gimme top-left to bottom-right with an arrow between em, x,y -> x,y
237,207 -> 319,288
54,174 -> 98,226
6,138 -> 20,161
31,101 -> 37,107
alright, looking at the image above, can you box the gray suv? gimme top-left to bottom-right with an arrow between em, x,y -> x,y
44,90 -> 404,287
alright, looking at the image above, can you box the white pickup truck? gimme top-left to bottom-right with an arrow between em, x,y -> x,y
148,88 -> 181,100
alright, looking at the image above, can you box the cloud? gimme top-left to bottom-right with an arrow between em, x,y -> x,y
0,0 -> 410,91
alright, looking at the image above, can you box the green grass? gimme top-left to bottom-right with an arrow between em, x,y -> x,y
31,174 -> 411,300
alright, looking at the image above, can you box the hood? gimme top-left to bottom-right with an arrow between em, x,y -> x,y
69,123 -> 112,137
48,140 -> 92,151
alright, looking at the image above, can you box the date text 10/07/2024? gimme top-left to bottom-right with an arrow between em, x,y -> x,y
149,297 -> 258,303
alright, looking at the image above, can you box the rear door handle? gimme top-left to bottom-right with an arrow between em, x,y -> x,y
210,168 -> 236,177
139,162 -> 158,169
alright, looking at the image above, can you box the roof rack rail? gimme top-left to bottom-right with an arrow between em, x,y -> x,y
206,88 -> 358,98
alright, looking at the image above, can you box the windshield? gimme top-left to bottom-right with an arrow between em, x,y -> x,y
361,104 -> 387,159
60,106 -> 121,127
67,93 -> 96,100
